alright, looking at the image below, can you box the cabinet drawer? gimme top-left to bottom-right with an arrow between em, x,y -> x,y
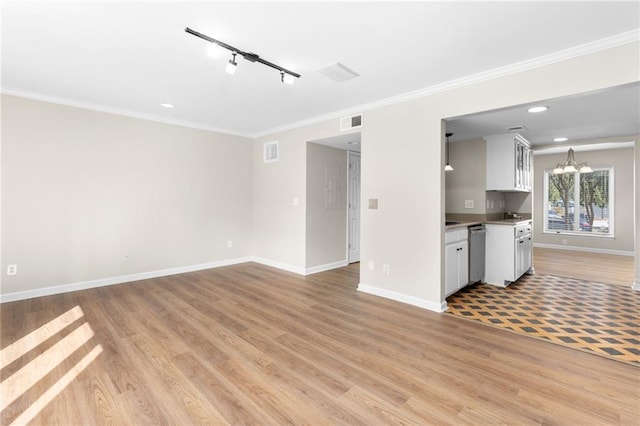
446,229 -> 468,244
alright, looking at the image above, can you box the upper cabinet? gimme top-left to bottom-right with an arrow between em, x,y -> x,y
485,133 -> 532,192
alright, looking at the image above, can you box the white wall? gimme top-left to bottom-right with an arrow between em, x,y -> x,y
3,41 -> 638,304
305,143 -> 347,270
1,95 -> 254,297
252,121 -> 356,273
445,138 -> 488,215
256,41 -> 639,310
533,144 -> 635,253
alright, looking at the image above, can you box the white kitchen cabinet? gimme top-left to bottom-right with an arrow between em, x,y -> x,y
445,228 -> 469,297
485,133 -> 532,192
485,221 -> 532,287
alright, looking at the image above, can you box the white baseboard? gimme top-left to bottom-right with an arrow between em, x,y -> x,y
357,283 -> 447,313
305,260 -> 348,275
0,257 -> 253,303
251,257 -> 348,276
533,243 -> 634,257
250,257 -> 306,275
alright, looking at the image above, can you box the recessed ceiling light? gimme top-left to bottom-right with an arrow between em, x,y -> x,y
527,106 -> 549,113
553,137 -> 568,142
160,103 -> 174,108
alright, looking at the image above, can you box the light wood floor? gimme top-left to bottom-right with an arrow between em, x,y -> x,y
533,247 -> 635,287
2,262 -> 639,425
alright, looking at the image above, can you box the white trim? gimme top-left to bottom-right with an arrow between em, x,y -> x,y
305,260 -> 348,275
255,29 -> 640,138
250,257 -> 306,275
0,257 -> 253,303
533,141 -> 635,155
533,242 -> 633,257
0,88 -> 254,139
632,280 -> 640,291
357,283 -> 447,313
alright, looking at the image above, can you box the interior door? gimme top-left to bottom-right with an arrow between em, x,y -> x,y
348,152 -> 361,263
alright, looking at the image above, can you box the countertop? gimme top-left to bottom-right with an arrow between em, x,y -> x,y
445,221 -> 482,230
484,218 -> 532,226
445,218 -> 531,230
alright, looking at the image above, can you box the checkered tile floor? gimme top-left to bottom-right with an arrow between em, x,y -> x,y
446,274 -> 640,366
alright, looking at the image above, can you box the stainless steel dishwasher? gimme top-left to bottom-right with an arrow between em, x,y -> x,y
468,224 -> 486,283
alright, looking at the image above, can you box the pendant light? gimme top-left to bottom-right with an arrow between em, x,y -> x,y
444,132 -> 454,171
552,148 -> 592,174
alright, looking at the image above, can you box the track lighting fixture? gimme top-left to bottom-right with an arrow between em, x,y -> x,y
185,27 -> 301,84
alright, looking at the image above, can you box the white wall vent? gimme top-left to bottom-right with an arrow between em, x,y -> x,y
340,113 -> 363,131
263,141 -> 279,163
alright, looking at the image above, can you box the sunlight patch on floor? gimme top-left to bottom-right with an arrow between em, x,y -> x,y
0,306 -> 103,425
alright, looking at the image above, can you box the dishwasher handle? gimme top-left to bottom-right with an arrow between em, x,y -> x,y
470,228 -> 486,234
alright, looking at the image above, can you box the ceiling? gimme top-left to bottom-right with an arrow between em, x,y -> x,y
2,2 -> 639,138
445,83 -> 640,148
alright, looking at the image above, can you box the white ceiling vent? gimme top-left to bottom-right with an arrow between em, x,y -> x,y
263,140 -> 279,163
318,63 -> 360,82
340,113 -> 363,131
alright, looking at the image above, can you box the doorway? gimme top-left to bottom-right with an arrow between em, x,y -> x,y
306,132 -> 361,272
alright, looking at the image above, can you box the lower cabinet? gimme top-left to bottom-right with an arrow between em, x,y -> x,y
445,229 -> 469,297
485,222 -> 532,287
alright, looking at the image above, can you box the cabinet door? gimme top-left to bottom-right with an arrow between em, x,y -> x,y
457,240 -> 469,290
516,236 -> 530,278
524,235 -> 533,272
445,243 -> 460,296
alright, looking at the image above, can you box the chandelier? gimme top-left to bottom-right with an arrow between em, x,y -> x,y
552,148 -> 592,174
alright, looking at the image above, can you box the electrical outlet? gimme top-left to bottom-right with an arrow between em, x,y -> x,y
7,264 -> 17,276
227,240 -> 233,248
368,260 -> 374,271
292,198 -> 300,206
383,264 -> 390,275
562,239 -> 568,245
464,200 -> 474,209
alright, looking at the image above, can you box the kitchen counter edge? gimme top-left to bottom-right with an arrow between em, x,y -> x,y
446,218 -> 531,230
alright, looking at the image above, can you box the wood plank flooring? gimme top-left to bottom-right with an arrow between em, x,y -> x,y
2,262 -> 639,425
533,247 -> 634,287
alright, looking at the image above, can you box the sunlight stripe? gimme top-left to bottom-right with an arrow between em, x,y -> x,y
1,322 -> 94,410
0,306 -> 84,367
9,345 -> 103,426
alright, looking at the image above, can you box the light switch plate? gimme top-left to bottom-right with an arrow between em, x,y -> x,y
464,200 -> 474,209
368,199 -> 378,209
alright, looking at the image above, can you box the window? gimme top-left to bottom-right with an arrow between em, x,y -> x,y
543,167 -> 614,237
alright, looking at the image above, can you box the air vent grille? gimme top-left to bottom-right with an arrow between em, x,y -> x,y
340,113 -> 363,131
507,125 -> 527,132
263,141 -> 279,163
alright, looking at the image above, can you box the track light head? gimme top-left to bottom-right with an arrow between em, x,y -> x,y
226,53 -> 238,75
281,72 -> 295,85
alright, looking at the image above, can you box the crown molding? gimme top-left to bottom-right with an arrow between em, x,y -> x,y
533,140 -> 635,155
0,88 -> 254,139
255,29 -> 640,138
